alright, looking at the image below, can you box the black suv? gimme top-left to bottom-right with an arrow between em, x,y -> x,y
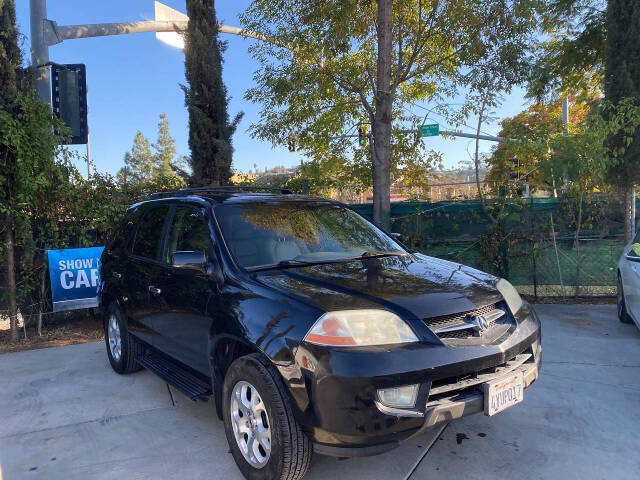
100,188 -> 541,480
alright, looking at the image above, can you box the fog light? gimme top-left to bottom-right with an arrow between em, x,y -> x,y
376,384 -> 419,408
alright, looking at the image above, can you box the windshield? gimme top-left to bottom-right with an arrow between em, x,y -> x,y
214,201 -> 405,270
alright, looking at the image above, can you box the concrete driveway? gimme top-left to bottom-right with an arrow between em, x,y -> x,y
1,304 -> 639,480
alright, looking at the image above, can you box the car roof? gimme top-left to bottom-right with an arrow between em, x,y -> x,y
127,192 -> 336,211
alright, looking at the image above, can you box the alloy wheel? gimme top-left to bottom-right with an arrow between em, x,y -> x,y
230,380 -> 271,468
107,314 -> 122,362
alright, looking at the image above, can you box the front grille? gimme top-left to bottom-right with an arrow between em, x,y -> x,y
423,302 -> 509,340
424,303 -> 499,331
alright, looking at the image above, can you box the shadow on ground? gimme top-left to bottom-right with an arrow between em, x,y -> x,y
0,304 -> 638,479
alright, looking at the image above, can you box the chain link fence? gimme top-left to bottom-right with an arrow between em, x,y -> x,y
350,195 -> 629,299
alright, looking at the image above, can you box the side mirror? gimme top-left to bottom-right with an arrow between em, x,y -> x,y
626,253 -> 640,263
172,250 -> 206,270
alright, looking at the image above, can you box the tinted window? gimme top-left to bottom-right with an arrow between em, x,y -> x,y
165,206 -> 212,263
131,206 -> 169,260
214,202 -> 404,269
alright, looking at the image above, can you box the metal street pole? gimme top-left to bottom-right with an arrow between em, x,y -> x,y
562,97 -> 569,191
30,0 -> 51,104
86,127 -> 92,178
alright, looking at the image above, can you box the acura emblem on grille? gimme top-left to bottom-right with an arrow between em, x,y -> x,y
469,314 -> 489,334
432,307 -> 505,337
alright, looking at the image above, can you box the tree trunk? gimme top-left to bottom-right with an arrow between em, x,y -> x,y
624,183 -> 634,244
4,220 -> 19,342
372,0 -> 393,230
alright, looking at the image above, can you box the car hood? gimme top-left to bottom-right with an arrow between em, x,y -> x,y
255,253 -> 503,320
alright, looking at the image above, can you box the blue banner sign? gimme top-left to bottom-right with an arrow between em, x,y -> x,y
47,247 -> 105,312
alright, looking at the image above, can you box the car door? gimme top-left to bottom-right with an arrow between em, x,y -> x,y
124,204 -> 171,346
151,204 -> 215,375
620,232 -> 640,324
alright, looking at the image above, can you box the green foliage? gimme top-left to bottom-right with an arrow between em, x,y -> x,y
604,0 -> 640,188
117,114 -> 186,188
119,130 -> 154,183
153,113 -> 178,178
182,0 -> 243,186
0,0 -> 21,108
240,0 -> 536,189
486,93 -> 598,195
527,0 -> 605,99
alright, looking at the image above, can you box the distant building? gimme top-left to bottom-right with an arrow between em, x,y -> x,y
428,167 -> 489,201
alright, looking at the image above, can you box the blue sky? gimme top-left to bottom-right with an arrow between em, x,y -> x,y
15,0 -> 531,177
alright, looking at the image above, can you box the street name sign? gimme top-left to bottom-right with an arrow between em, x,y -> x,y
420,124 -> 439,137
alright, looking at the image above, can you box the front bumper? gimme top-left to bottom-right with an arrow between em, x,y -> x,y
421,348 -> 540,430
302,306 -> 542,457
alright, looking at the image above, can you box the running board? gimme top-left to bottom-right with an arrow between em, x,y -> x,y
136,353 -> 212,401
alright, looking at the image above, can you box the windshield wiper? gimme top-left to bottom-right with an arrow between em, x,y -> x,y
249,252 -> 407,273
348,251 -> 407,260
249,259 -> 316,272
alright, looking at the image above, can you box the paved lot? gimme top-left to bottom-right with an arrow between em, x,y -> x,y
1,304 -> 639,480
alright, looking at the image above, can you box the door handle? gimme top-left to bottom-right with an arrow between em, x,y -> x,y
148,286 -> 162,295
112,271 -> 122,279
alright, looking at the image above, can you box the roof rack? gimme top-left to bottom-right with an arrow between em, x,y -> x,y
149,186 -> 293,199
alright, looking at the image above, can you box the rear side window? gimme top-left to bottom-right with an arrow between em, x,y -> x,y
165,206 -> 212,263
131,206 -> 169,260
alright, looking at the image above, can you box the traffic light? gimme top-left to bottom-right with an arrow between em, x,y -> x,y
358,125 -> 367,147
288,137 -> 296,152
51,64 -> 88,145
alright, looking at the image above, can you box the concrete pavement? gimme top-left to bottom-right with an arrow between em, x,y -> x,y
0,304 -> 639,479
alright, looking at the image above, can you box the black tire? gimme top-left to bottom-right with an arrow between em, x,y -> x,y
222,354 -> 312,480
617,275 -> 633,324
104,302 -> 144,374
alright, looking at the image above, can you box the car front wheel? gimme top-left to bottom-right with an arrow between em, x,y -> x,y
104,302 -> 143,374
222,354 -> 312,480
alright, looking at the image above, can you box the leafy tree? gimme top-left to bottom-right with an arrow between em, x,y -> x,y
1,0 -> 25,341
604,0 -> 640,243
119,131 -> 154,183
528,0 -> 606,99
486,95 -> 594,194
1,0 -> 78,341
241,0 -> 535,228
182,0 -> 242,186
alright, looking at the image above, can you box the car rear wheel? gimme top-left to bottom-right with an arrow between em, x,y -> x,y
617,276 -> 633,324
222,354 -> 312,480
104,303 -> 144,374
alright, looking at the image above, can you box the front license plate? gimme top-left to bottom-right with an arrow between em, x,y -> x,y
482,371 -> 524,416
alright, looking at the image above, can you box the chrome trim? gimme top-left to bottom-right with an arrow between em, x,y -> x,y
374,400 -> 425,418
434,308 -> 505,334
429,352 -> 532,396
421,358 -> 540,429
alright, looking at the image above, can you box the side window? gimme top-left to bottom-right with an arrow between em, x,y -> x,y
165,206 -> 212,264
130,206 -> 169,260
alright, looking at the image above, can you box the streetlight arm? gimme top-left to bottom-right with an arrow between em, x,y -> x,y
43,19 -> 263,46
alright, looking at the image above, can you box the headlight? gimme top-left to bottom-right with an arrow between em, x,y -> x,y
496,278 -> 523,314
304,310 -> 418,346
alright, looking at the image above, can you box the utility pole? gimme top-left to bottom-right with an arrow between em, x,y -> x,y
562,97 -> 569,191
30,0 -> 51,104
86,127 -> 91,177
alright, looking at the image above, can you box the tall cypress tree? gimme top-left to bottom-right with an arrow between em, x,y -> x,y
0,0 -> 22,341
605,0 -> 640,243
182,0 -> 242,186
